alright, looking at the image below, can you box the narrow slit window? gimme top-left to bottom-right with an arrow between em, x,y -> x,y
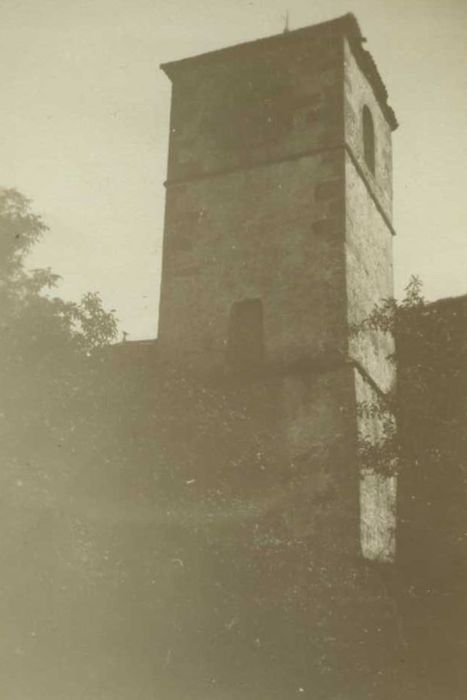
227,299 -> 264,371
362,106 -> 376,174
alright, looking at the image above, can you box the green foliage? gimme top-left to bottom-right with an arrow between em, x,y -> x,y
0,188 -> 118,357
353,275 -> 466,474
0,187 -> 120,573
0,187 -> 118,424
0,188 -> 126,695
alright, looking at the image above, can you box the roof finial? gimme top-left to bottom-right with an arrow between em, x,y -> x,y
283,9 -> 290,33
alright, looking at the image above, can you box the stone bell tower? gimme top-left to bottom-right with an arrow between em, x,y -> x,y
158,13 -> 398,560
155,14 -> 401,699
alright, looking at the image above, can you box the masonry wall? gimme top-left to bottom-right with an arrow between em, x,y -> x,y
158,29 -> 351,373
164,31 -> 343,181
343,38 -> 395,393
160,153 -> 348,372
345,153 -> 395,392
343,37 -> 393,218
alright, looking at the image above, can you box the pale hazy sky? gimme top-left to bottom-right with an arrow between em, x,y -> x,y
1,0 -> 466,339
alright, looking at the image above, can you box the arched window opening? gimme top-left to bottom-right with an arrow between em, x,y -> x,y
362,106 -> 376,174
227,298 -> 264,372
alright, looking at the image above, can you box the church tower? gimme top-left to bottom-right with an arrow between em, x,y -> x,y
155,14 -> 401,698
158,13 -> 398,560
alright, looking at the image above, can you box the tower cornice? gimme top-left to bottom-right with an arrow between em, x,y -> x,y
161,13 -> 398,131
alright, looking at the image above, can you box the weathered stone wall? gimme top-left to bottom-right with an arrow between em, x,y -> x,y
355,369 -> 397,562
160,27 -> 397,391
342,38 -> 397,563
343,37 -> 395,393
164,31 -> 343,182
159,152 -> 347,372
345,152 -> 395,393
159,26 -> 352,373
279,365 -> 361,556
343,37 -> 393,218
